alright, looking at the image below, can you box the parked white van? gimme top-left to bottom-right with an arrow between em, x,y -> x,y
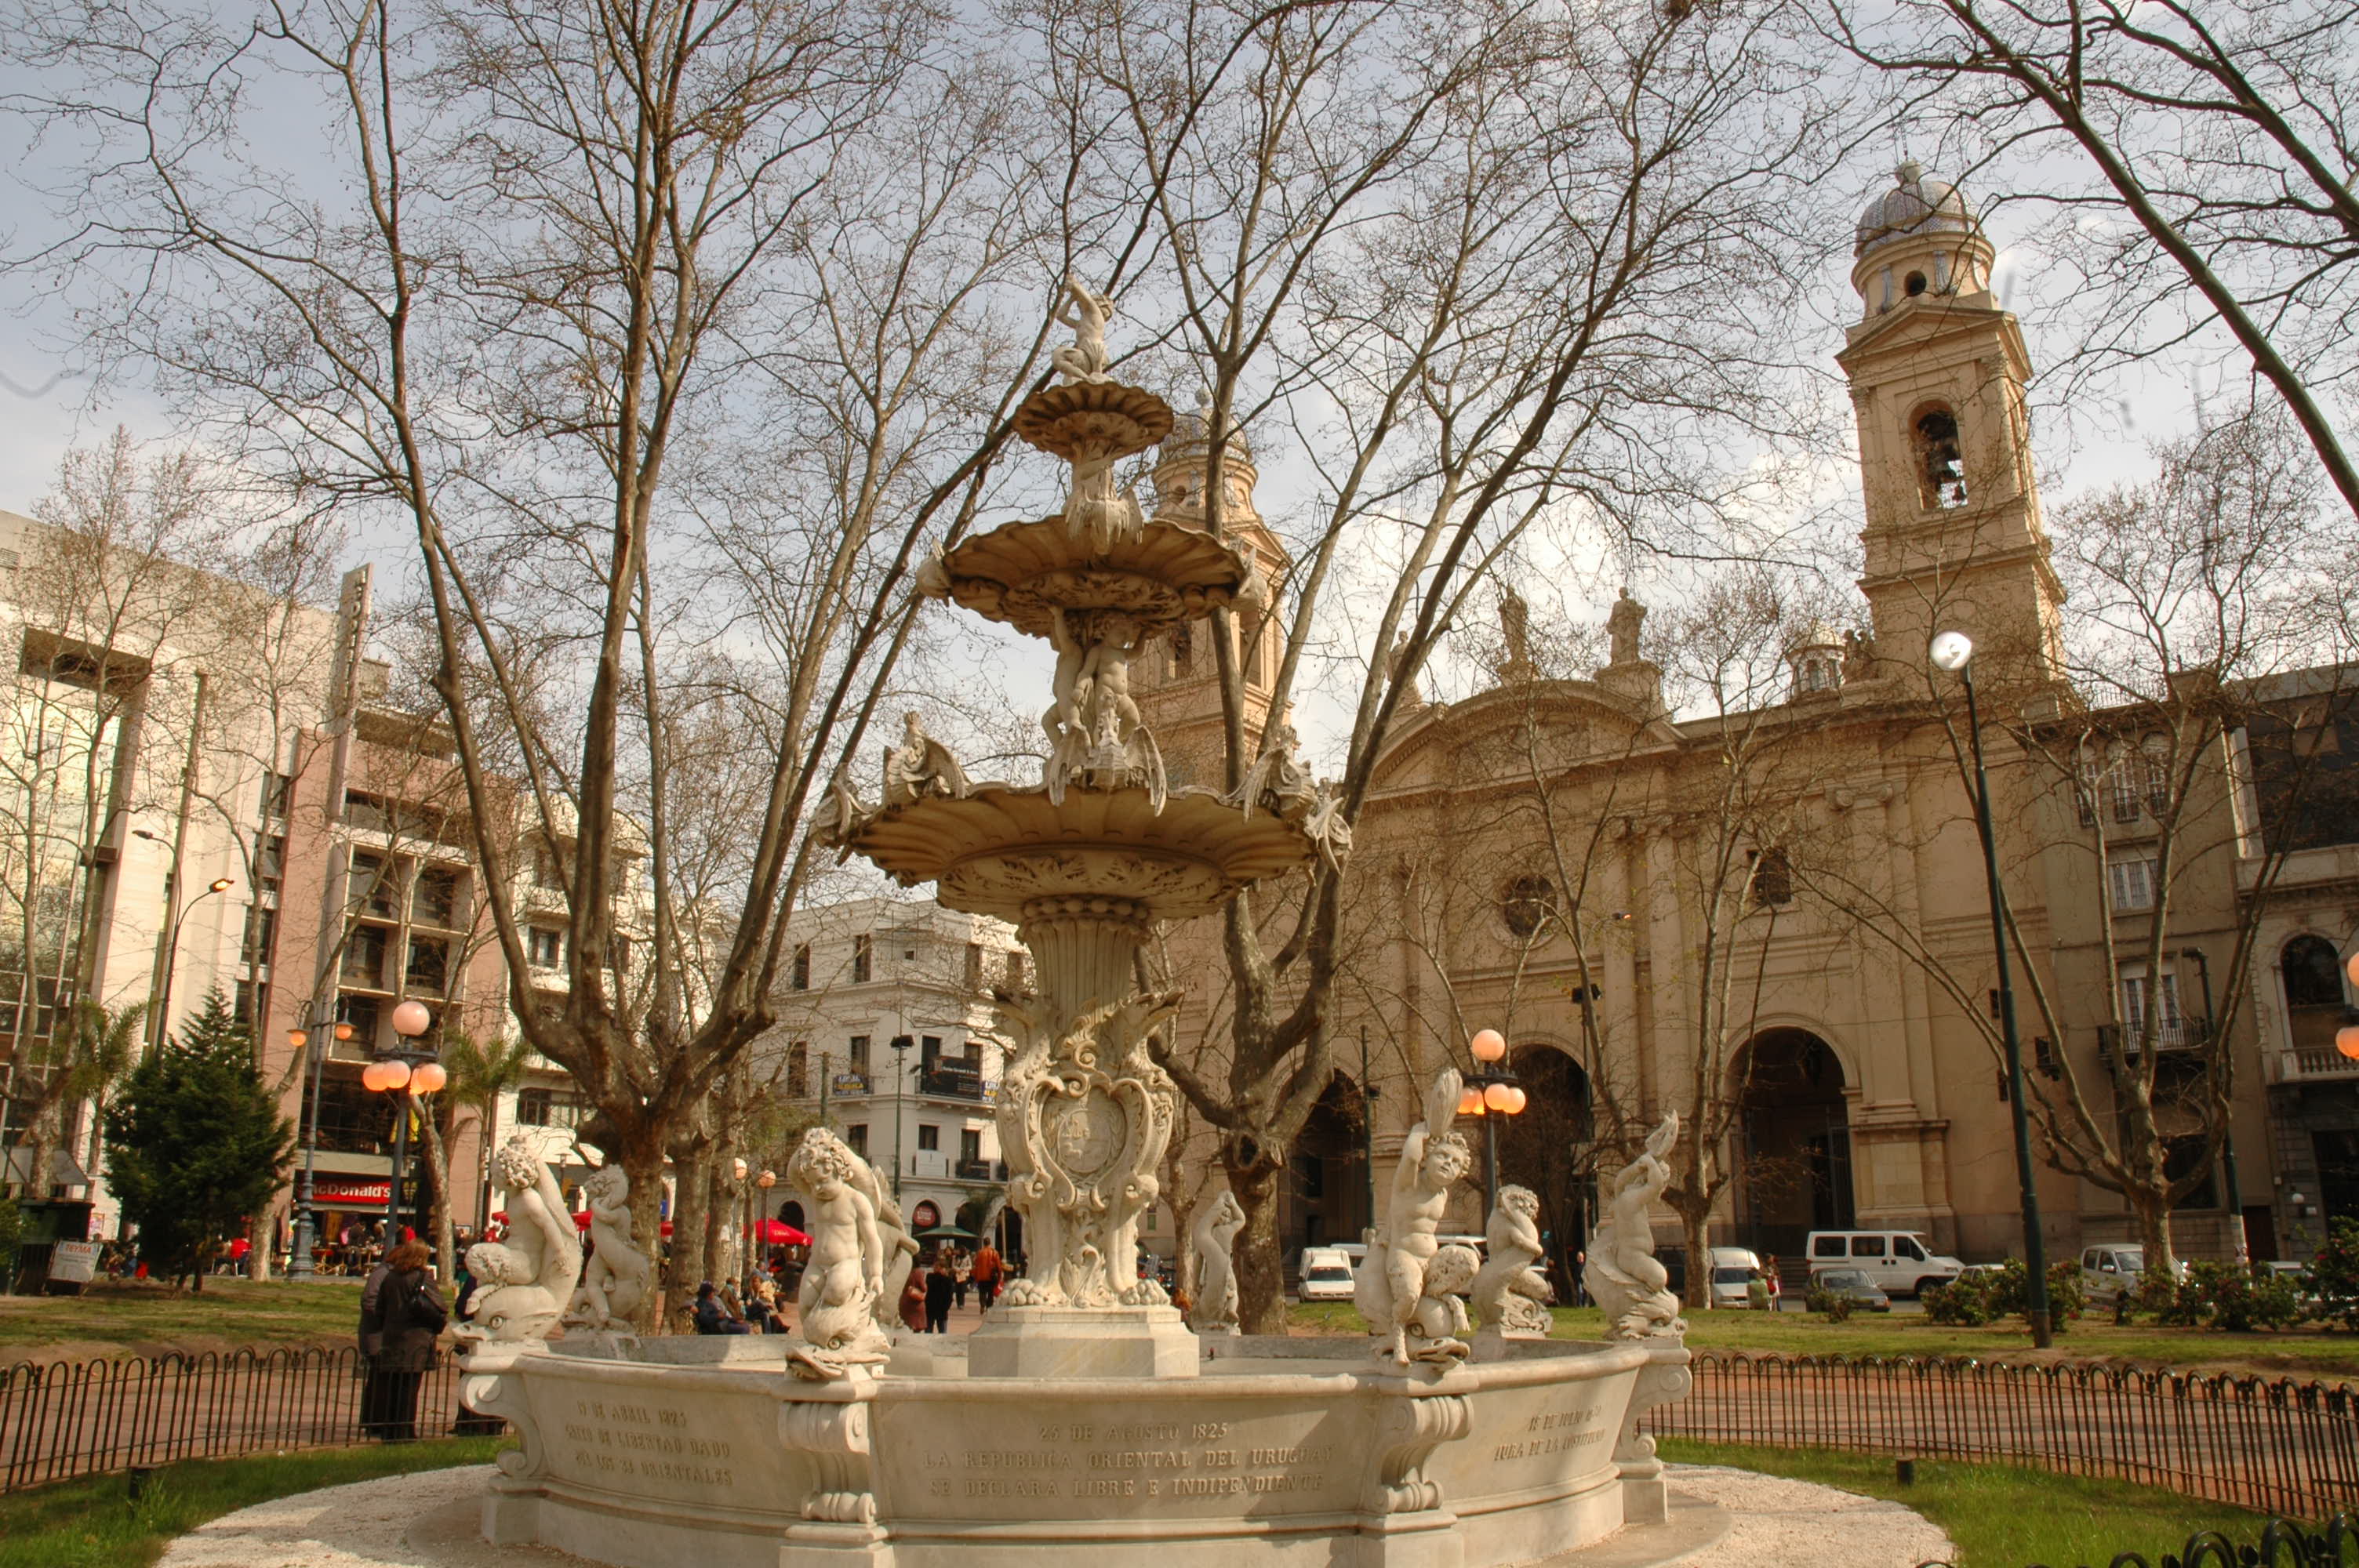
1805,1230 -> 1964,1298
1297,1247 -> 1358,1302
2078,1243 -> 2190,1303
1707,1247 -> 1774,1309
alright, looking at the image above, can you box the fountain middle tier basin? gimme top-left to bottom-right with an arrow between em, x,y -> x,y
849,782 -> 1313,922
465,1334 -> 1691,1568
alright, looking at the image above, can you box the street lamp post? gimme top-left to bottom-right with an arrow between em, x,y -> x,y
362,1000 -> 443,1242
1358,1025 -> 1379,1240
288,1015 -> 358,1279
890,1034 -> 915,1201
1461,1029 -> 1528,1210
150,874 -> 234,1047
1930,630 -> 2054,1348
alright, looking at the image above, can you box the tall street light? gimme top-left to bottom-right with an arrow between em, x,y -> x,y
151,874 -> 234,1047
289,1016 -> 357,1278
1460,1029 -> 1527,1210
1930,630 -> 2054,1348
889,1033 -> 915,1201
361,1000 -> 443,1242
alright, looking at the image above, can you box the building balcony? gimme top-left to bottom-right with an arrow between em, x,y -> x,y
2096,1018 -> 2210,1069
954,1159 -> 1006,1182
2270,1046 -> 2359,1083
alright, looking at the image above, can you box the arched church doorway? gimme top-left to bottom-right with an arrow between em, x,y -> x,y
1733,1028 -> 1853,1261
1281,1073 -> 1372,1263
777,1199 -> 806,1231
1494,1044 -> 1591,1298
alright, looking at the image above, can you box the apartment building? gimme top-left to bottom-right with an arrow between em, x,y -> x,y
766,897 -> 1026,1242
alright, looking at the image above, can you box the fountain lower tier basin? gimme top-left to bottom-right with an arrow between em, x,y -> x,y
462,1334 -> 1692,1568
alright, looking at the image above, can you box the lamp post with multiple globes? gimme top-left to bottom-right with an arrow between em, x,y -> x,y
1459,1029 -> 1528,1209
1929,629 -> 2053,1348
359,1000 -> 443,1243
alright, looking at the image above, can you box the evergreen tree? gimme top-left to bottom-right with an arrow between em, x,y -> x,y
105,987 -> 293,1290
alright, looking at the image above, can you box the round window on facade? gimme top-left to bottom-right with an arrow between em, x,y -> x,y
1503,875 -> 1558,938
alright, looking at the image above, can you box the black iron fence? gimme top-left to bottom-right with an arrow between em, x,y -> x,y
1650,1351 -> 2359,1521
0,1347 -> 471,1493
1919,1512 -> 2359,1568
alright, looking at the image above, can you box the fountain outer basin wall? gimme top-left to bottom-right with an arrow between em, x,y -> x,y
467,1337 -> 1688,1568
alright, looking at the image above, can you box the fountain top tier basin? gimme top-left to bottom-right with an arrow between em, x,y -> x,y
922,514 -> 1261,641
845,781 -> 1314,924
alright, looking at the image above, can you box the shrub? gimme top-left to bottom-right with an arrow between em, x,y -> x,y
1986,1257 -> 2084,1330
2310,1218 -> 2359,1330
1805,1280 -> 1855,1323
2197,1263 -> 2302,1332
1922,1272 -> 1997,1327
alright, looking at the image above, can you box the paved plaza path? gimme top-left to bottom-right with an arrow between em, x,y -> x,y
154,1462 -> 1956,1568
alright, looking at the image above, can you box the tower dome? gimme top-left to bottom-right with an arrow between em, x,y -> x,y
1848,161 -> 1994,318
1855,160 -> 1973,259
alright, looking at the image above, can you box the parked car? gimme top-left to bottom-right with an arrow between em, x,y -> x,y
1810,1268 -> 1892,1312
2078,1243 -> 2190,1303
1805,1230 -> 1964,1298
1707,1247 -> 1775,1309
1297,1247 -> 1357,1302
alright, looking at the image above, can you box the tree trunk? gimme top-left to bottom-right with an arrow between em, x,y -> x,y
2128,1183 -> 2178,1282
619,1130 -> 671,1333
245,1210 -> 273,1280
418,1112 -> 456,1285
1674,1200 -> 1713,1311
663,1142 -> 713,1318
1224,1142 -> 1287,1333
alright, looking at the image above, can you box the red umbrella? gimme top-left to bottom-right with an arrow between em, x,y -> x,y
572,1214 -> 676,1236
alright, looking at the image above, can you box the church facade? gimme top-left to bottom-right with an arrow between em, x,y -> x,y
1132,166 -> 2350,1281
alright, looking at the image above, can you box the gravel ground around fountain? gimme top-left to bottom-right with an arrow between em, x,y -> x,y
154,1461 -> 1954,1568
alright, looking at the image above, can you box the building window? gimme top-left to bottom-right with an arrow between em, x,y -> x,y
517,1087 -> 553,1124
516,1087 -> 591,1129
852,934 -> 872,983
343,924 -> 390,987
965,942 -> 983,989
1004,951 -> 1026,990
338,993 -> 380,1049
1749,848 -> 1793,908
256,835 -> 285,894
2107,856 -> 2158,913
234,978 -> 266,1030
2120,967 -> 2186,1047
413,866 -> 462,927
1502,875 -> 1556,938
406,936 -> 449,995
260,769 -> 292,821
350,852 -> 397,916
529,927 -> 564,969
242,903 -> 278,969
846,1123 -> 868,1158
787,1041 -> 809,1097
918,1123 -> 940,1152
849,1034 -> 871,1074
1914,407 -> 1968,508
533,843 -> 565,891
792,943 -> 812,991
960,1127 -> 982,1165
2282,935 -> 2346,1054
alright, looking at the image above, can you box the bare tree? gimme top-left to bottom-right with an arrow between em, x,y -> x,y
1045,0 -> 1839,1326
1826,0 -> 2359,519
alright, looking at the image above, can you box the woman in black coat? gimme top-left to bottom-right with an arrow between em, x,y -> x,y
923,1256 -> 956,1334
360,1240 -> 448,1441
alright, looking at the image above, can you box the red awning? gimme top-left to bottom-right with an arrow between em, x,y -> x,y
314,1178 -> 391,1210
754,1220 -> 812,1246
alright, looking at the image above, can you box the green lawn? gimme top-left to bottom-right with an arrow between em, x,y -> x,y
1288,1301 -> 2359,1380
0,1277 -> 360,1364
0,1436 -> 503,1568
1661,1439 -> 2281,1567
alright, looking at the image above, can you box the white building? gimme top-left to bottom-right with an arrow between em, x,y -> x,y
765,896 -> 1027,1239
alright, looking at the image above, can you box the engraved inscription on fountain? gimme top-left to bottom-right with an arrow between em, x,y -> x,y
913,1418 -> 1337,1508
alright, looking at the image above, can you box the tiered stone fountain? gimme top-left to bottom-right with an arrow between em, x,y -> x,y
458,280 -> 1701,1568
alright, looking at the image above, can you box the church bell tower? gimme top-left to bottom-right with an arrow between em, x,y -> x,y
1130,398 -> 1288,789
1838,162 -> 2064,682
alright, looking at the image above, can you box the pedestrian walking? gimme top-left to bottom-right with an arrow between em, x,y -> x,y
924,1256 -> 955,1334
898,1272 -> 928,1333
361,1241 -> 446,1441
972,1239 -> 1001,1311
952,1250 -> 971,1308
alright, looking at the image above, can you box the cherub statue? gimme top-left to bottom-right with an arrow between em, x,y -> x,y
1356,1068 -> 1476,1364
882,711 -> 969,807
1188,1191 -> 1246,1335
1303,782 -> 1353,877
1471,1185 -> 1554,1337
564,1163 -> 651,1329
458,1138 -> 583,1344
784,1127 -> 893,1379
1051,274 -> 1117,384
1583,1114 -> 1685,1339
1387,630 -> 1423,707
